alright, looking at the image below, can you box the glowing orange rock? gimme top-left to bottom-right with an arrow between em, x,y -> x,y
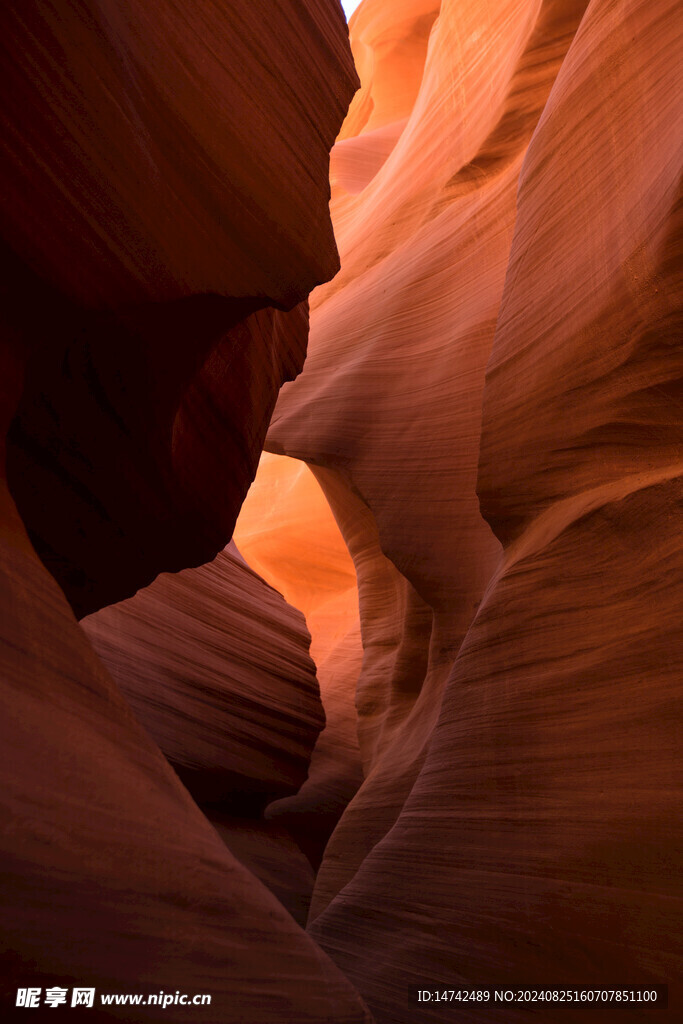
252,0 -> 682,1020
235,454 -> 364,864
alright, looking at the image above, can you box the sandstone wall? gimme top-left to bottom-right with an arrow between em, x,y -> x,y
238,0 -> 682,1020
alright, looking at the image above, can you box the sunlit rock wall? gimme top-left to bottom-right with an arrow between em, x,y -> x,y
237,0 -> 682,1020
235,454 -> 365,866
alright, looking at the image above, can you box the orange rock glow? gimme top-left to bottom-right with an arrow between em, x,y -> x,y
1,0 -> 681,1021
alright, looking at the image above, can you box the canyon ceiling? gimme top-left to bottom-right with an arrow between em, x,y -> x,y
0,1 -> 681,1022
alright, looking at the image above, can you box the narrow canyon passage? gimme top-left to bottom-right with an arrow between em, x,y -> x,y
1,1 -> 681,1023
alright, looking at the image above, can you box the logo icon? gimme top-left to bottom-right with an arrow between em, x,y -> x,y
71,988 -> 96,1008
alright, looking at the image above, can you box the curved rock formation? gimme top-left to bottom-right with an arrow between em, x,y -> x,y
0,498 -> 371,1022
248,0 -> 681,1020
82,542 -> 324,811
267,0 -> 576,915
1,0 -> 357,617
0,1 -> 372,1021
235,454 -> 364,864
2,0 -> 680,1020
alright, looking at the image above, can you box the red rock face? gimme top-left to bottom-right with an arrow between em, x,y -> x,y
2,0 -> 681,1021
0,1 -> 348,308
8,299 -> 308,617
0,498 -> 371,1021
1,0 -> 356,616
82,542 -> 325,811
261,0 -> 591,926
0,1 -> 373,1021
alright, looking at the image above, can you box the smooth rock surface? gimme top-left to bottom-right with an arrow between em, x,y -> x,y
2,0 -> 358,616
0,1 -> 370,1020
257,0 -> 682,1020
0,483 -> 372,1023
235,454 -> 364,865
83,542 -> 324,811
2,0 -> 680,1020
267,0 -> 589,916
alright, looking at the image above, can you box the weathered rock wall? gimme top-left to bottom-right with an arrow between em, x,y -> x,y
0,2 -> 372,1020
237,0 -> 682,1020
82,542 -> 325,811
1,0 -> 356,617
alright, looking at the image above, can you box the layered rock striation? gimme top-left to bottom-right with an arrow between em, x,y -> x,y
235,0 -> 682,1020
1,0 -> 356,617
1,0 -> 681,1021
0,1 -> 373,1020
82,542 -> 325,812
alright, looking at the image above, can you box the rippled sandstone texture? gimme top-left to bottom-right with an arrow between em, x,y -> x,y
0,1 -> 373,1021
2,0 -> 355,618
82,542 -> 325,812
81,540 -> 328,924
236,0 -> 682,1020
2,0 -> 681,1020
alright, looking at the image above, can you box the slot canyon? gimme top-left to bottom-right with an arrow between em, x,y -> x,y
0,0 -> 681,1021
